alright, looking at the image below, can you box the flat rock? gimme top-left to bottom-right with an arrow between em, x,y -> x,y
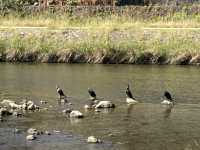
26,134 -> 36,140
95,101 -> 115,109
87,136 -> 101,143
69,110 -> 84,118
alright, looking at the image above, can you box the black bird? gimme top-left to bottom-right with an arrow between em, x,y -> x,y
125,84 -> 134,99
56,85 -> 66,99
88,88 -> 96,100
164,91 -> 173,101
161,91 -> 174,105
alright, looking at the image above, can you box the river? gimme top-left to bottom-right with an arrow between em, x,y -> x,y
0,63 -> 200,150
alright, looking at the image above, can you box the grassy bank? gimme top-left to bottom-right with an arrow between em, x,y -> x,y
0,29 -> 200,64
0,6 -> 200,64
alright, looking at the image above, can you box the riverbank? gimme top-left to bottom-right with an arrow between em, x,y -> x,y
0,28 -> 200,65
0,6 -> 200,65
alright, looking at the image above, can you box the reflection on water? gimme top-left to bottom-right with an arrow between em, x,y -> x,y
163,105 -> 173,119
0,64 -> 200,150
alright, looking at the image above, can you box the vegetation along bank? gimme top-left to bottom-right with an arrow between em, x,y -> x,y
0,6 -> 200,65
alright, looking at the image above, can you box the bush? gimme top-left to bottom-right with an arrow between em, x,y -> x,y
1,0 -> 37,10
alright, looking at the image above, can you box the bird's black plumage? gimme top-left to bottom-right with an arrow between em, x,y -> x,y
88,88 -> 96,99
56,85 -> 65,98
164,91 -> 173,101
126,84 -> 134,99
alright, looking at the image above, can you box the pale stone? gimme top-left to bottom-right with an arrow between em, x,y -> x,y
26,135 -> 36,140
95,101 -> 115,109
69,110 -> 84,118
87,136 -> 101,143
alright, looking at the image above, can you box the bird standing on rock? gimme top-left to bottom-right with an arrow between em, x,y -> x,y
161,91 -> 174,105
84,88 -> 99,109
88,88 -> 97,100
126,84 -> 138,104
56,85 -> 67,102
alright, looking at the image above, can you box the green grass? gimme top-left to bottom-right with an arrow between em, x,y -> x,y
0,29 -> 199,56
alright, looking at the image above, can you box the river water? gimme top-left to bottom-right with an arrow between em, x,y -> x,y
0,63 -> 200,150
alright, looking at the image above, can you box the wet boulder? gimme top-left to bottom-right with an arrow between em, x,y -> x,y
1,99 -> 15,105
12,111 -> 23,117
26,101 -> 40,110
69,110 -> 84,118
84,104 -> 93,109
0,108 -> 12,116
1,99 -> 21,109
26,134 -> 37,140
95,101 -> 115,109
1,99 -> 24,109
87,136 -> 102,143
9,103 -> 22,109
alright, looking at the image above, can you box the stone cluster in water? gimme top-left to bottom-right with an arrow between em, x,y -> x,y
0,99 -> 40,119
0,97 -> 115,143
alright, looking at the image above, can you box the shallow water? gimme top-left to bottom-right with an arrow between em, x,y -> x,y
0,64 -> 200,150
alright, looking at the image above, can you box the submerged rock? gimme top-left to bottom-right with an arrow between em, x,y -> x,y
14,128 -> 21,134
0,108 -> 12,116
95,101 -> 115,109
87,136 -> 102,143
12,111 -> 23,117
84,104 -> 93,109
26,134 -> 36,140
1,99 -> 39,111
26,101 -> 40,110
40,100 -> 48,104
69,110 -> 84,118
45,131 -> 51,135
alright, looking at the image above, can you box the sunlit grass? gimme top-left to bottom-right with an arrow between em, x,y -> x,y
0,29 -> 199,56
1,10 -> 200,29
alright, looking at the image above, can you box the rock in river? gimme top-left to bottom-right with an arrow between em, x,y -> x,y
0,108 -> 12,116
69,110 -> 84,118
95,101 -> 115,109
87,136 -> 102,143
26,134 -> 37,140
